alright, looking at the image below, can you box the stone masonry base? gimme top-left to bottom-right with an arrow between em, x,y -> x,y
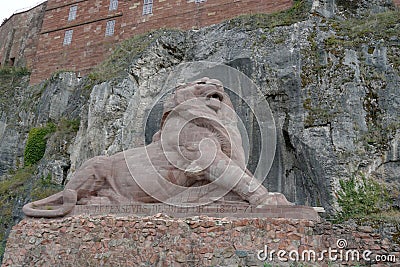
2,214 -> 399,266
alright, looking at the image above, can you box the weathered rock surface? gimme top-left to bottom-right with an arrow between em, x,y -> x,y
1,1 -> 400,210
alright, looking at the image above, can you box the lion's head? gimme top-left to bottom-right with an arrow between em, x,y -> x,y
153,77 -> 247,171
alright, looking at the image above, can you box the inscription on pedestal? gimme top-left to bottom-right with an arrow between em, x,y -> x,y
70,203 -> 320,220
72,203 -> 255,216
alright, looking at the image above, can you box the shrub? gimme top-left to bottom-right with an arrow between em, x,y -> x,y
336,174 -> 391,222
24,123 -> 56,166
0,66 -> 30,77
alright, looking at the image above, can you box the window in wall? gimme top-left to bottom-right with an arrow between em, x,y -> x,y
143,0 -> 153,15
63,30 -> 73,45
109,0 -> 118,11
68,5 -> 77,21
105,20 -> 116,36
194,0 -> 206,3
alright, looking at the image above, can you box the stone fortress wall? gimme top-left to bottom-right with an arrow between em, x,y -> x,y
0,0 -> 294,84
1,0 -> 400,84
0,3 -> 47,70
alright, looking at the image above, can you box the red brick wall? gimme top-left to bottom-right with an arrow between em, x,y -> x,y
30,0 -> 293,84
0,3 -> 46,68
394,0 -> 400,7
46,0 -> 85,10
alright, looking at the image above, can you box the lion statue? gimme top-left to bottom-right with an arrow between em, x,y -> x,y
23,77 -> 291,218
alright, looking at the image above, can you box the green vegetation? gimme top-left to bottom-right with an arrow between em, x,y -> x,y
0,66 -> 30,77
30,173 -> 63,203
0,166 -> 63,261
357,64 -> 399,151
339,10 -> 399,41
24,123 -> 56,166
23,118 -> 79,167
0,166 -> 35,197
46,118 -> 80,157
335,174 -> 393,223
0,165 -> 36,261
0,117 -> 76,261
304,8 -> 400,75
359,122 -> 399,151
336,0 -> 361,11
327,9 -> 400,48
302,97 -> 338,127
302,8 -> 400,135
0,67 -> 30,112
335,174 -> 400,243
88,29 -> 182,84
227,0 -> 310,30
57,118 -> 80,133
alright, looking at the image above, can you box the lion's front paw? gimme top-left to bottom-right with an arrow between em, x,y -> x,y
256,192 -> 294,207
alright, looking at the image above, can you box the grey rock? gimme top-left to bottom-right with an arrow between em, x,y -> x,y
311,0 -> 337,18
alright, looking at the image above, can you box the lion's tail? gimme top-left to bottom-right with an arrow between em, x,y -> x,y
22,189 -> 77,218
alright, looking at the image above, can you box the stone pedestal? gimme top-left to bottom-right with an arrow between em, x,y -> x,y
2,211 -> 398,266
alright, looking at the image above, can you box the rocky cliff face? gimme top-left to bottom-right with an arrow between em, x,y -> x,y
70,2 -> 400,211
0,0 -> 399,260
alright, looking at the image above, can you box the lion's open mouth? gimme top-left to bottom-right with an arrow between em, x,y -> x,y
206,91 -> 223,101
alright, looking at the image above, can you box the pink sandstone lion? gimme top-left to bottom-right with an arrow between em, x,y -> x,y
23,77 -> 291,217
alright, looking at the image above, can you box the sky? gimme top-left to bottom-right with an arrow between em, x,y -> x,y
0,0 -> 46,23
